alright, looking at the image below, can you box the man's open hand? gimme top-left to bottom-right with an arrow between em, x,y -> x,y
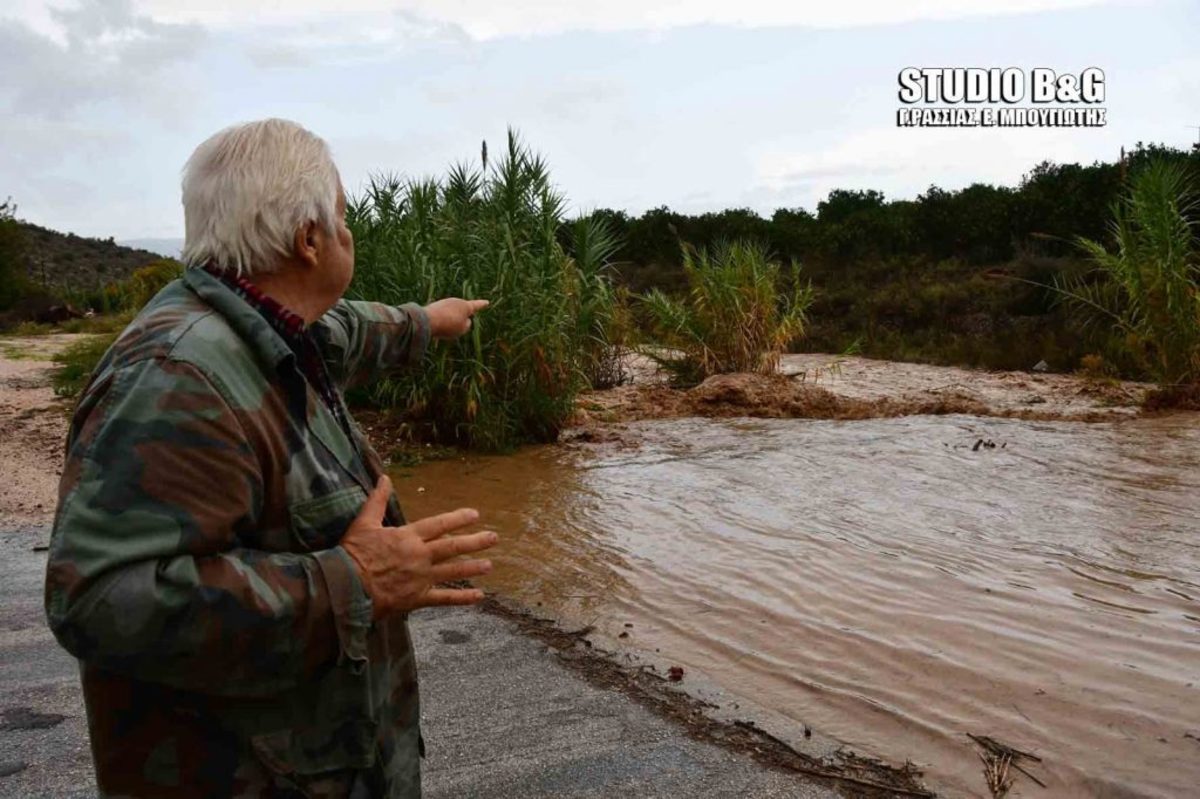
424,298 -> 489,339
341,476 -> 497,619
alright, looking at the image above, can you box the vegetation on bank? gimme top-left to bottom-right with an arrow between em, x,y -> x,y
1061,160 -> 1200,404
581,143 -> 1200,375
642,240 -> 812,384
346,132 -> 622,450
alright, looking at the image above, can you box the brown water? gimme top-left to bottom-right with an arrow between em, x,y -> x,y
398,414 -> 1200,798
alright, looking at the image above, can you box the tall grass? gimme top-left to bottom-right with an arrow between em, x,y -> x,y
346,131 -> 620,450
565,214 -> 631,389
641,240 -> 813,385
1059,160 -> 1200,388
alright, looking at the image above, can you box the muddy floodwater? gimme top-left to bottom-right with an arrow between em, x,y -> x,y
398,413 -> 1200,798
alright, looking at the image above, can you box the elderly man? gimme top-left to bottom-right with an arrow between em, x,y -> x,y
44,119 -> 497,798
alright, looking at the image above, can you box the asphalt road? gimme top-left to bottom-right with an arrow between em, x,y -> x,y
0,524 -> 835,798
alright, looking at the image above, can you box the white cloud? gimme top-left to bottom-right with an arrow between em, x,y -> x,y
0,0 -> 1182,238
0,0 -> 205,120
0,1 -> 206,236
6,0 -> 1145,40
238,9 -> 470,68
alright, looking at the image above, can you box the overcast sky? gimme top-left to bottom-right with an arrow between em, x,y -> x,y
2,0 -> 1197,240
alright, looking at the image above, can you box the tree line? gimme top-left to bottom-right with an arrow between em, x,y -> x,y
573,143 -> 1200,374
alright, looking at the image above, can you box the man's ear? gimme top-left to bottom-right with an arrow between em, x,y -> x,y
293,221 -> 321,271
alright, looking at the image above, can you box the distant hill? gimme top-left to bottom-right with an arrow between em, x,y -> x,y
119,237 -> 184,259
18,222 -> 166,294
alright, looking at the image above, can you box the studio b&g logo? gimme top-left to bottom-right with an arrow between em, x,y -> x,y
896,67 -> 1107,128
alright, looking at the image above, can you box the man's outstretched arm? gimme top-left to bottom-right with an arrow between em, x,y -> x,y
315,297 -> 488,387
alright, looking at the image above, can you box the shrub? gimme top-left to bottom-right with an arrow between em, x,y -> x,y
42,261 -> 181,399
110,259 -> 184,311
346,131 -> 619,450
640,240 -> 813,384
53,333 -> 118,398
1061,160 -> 1200,387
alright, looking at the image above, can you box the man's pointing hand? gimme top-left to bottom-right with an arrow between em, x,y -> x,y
424,297 -> 490,339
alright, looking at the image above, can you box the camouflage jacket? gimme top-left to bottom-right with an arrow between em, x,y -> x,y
45,266 -> 431,798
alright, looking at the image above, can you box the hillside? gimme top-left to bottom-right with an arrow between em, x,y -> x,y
118,238 -> 183,259
17,222 -> 163,295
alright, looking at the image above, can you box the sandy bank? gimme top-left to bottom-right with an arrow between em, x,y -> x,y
572,353 -> 1151,433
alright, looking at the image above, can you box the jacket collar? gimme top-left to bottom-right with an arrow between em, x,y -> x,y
182,266 -> 296,371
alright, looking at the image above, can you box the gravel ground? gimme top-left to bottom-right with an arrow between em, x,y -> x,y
0,336 -> 84,529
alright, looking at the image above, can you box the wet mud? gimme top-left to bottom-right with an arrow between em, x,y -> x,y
573,354 -> 1150,431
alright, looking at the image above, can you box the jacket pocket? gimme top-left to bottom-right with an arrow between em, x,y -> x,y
287,484 -> 366,551
249,719 -> 377,779
245,662 -> 382,780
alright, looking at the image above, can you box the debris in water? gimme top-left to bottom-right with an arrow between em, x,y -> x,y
980,750 -> 1013,798
968,733 -> 1045,795
1032,360 -> 1049,372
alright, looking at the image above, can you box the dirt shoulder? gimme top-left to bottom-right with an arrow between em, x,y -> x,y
0,335 -> 88,528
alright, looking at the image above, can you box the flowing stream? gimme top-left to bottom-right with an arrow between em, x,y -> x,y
397,413 -> 1200,797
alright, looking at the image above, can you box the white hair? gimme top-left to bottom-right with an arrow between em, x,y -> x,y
181,118 -> 341,277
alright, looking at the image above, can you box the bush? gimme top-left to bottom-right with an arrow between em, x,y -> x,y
40,261 -> 181,399
640,240 -> 813,384
1062,159 -> 1200,387
105,259 -> 184,311
52,333 -> 118,398
346,131 -> 619,450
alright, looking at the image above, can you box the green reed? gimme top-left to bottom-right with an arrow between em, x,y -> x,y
1058,160 -> 1200,388
640,240 -> 813,385
346,131 -> 620,450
